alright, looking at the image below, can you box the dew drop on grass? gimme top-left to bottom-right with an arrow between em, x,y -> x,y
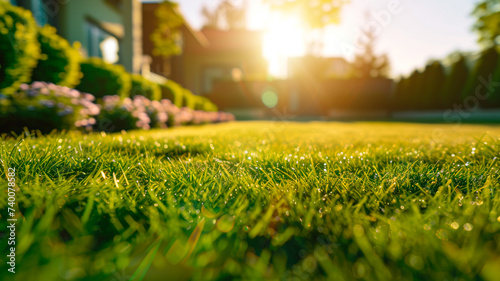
450,222 -> 459,230
463,223 -> 473,231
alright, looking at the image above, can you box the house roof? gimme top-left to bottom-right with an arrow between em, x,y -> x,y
198,27 -> 263,53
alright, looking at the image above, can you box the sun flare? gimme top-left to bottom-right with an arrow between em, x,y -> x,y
262,12 -> 307,78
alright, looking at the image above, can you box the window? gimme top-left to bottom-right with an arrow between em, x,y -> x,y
100,36 -> 119,64
14,0 -> 53,27
202,65 -> 242,93
85,21 -> 119,63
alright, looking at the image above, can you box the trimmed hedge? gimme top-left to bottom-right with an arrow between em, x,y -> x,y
159,79 -> 184,107
76,57 -> 131,99
0,2 -> 40,95
193,95 -> 218,112
130,74 -> 161,101
182,89 -> 197,108
159,79 -> 218,111
31,25 -> 82,88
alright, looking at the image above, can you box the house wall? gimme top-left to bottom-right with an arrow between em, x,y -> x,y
58,0 -> 122,52
121,0 -> 142,73
142,5 -> 268,95
181,51 -> 267,95
58,0 -> 142,73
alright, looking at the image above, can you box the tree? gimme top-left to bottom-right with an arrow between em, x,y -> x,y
266,0 -> 347,29
201,0 -> 247,30
462,46 -> 500,107
442,54 -> 469,108
351,28 -> 390,79
472,0 -> 500,48
151,1 -> 184,59
420,61 -> 446,110
392,76 -> 408,111
406,70 -> 423,110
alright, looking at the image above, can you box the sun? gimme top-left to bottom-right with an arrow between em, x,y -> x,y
246,2 -> 309,77
262,12 -> 307,78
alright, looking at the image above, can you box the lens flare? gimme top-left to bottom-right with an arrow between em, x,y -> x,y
261,90 -> 278,108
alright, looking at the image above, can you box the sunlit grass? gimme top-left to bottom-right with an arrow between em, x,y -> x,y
1,122 -> 500,281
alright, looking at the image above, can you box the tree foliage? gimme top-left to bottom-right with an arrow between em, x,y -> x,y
420,61 -> 446,109
393,76 -> 409,110
151,1 -> 184,58
31,25 -> 82,88
442,54 -> 469,108
472,0 -> 500,48
352,28 -> 390,79
0,2 -> 40,95
202,0 -> 247,30
265,0 -> 348,29
462,46 -> 499,104
404,70 -> 423,110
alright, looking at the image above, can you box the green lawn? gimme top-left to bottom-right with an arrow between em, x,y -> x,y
1,122 -> 500,281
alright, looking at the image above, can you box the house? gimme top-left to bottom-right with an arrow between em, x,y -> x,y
142,2 -> 269,95
8,0 -> 144,74
287,56 -> 352,79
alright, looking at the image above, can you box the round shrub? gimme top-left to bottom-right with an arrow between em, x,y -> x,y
0,82 -> 100,134
159,79 -> 184,107
130,74 -> 161,101
182,89 -> 197,109
140,97 -> 171,129
31,25 -> 82,88
93,94 -> 232,132
76,58 -> 131,99
193,96 -> 218,112
95,96 -> 151,132
0,2 -> 40,95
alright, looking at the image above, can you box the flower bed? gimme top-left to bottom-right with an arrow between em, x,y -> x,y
0,81 -> 99,134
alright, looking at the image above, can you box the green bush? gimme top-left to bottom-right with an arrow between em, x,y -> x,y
95,95 -> 149,132
31,25 -> 82,88
182,89 -> 197,109
159,79 -> 219,111
130,74 -> 161,101
76,57 -> 131,99
0,2 -> 40,95
159,79 -> 184,107
193,96 -> 218,112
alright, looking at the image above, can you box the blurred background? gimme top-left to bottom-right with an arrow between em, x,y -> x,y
3,0 -> 500,123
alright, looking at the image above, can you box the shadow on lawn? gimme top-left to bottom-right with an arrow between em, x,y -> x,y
157,145 -> 208,160
107,141 -> 210,160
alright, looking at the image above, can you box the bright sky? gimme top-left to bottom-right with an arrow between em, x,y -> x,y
165,0 -> 481,77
